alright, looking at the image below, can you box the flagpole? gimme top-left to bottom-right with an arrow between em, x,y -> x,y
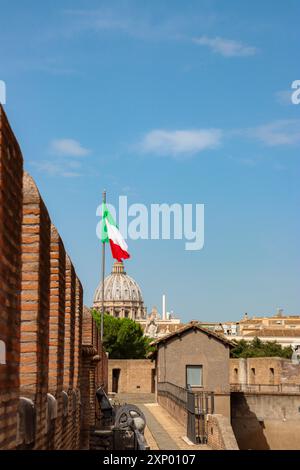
100,189 -> 106,342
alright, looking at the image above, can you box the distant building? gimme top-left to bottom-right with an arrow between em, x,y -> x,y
229,356 -> 300,450
94,269 -> 182,338
93,261 -> 147,320
150,321 -> 234,418
138,294 -> 182,339
230,357 -> 300,390
199,309 -> 300,350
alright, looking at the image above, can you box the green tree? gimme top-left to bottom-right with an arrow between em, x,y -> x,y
230,336 -> 293,359
91,309 -> 155,359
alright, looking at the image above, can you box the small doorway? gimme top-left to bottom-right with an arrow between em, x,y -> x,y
151,369 -> 156,393
112,368 -> 120,393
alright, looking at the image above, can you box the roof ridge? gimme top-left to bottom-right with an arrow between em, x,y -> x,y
150,320 -> 234,347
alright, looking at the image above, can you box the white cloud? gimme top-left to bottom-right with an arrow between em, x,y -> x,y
30,160 -> 81,177
64,9 -> 184,41
63,8 -> 220,43
138,129 -> 222,158
193,36 -> 257,57
50,138 -> 91,157
248,120 -> 300,146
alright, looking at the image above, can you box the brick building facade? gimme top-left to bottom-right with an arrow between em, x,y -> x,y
108,359 -> 156,394
152,322 -> 233,418
230,357 -> 300,389
0,105 -> 107,450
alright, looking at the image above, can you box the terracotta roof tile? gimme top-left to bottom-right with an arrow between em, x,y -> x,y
243,329 -> 300,337
149,321 -> 234,348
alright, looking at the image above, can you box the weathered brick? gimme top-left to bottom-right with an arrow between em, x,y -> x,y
0,105 -> 22,449
0,106 -> 108,450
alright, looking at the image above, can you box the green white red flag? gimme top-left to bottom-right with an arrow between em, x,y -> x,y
101,203 -> 130,262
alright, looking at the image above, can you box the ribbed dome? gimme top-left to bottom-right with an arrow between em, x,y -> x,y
93,262 -> 143,303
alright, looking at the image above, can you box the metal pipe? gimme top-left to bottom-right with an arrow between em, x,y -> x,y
100,190 -> 106,342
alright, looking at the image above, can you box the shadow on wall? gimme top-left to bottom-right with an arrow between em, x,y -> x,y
231,393 -> 270,450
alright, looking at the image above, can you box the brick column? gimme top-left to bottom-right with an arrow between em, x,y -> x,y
63,255 -> 76,391
21,172 -> 51,449
72,276 -> 83,449
62,254 -> 76,449
49,225 -> 65,393
74,277 -> 82,389
92,313 -> 101,389
0,105 -> 23,450
80,307 -> 99,449
49,224 -> 66,449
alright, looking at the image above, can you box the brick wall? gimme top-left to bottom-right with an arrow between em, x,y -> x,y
49,224 -> 65,449
80,307 -> 100,449
157,394 -> 187,427
49,225 -> 65,394
206,414 -> 238,450
108,359 -> 155,393
20,172 -> 51,449
61,255 -> 76,450
0,106 -> 23,449
73,277 -> 83,449
100,347 -> 108,393
0,106 -> 107,449
157,391 -> 238,450
230,357 -> 300,387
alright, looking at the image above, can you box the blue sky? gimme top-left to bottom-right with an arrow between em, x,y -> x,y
1,0 -> 299,322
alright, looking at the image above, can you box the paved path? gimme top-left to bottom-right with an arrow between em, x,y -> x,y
114,393 -> 210,451
139,403 -> 179,450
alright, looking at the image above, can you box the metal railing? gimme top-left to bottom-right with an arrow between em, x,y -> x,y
187,390 -> 214,444
231,383 -> 300,393
157,381 -> 188,408
157,382 -> 214,444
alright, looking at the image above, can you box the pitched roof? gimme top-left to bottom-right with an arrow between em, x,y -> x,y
149,321 -> 234,349
243,329 -> 300,338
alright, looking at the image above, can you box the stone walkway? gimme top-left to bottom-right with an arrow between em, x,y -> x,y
114,393 -> 210,451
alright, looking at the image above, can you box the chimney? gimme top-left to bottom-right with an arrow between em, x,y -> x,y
162,294 -> 166,321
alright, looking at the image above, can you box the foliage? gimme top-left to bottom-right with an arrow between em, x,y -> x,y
230,337 -> 293,359
91,309 -> 156,359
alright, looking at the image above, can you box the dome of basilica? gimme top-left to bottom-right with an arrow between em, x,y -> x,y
93,261 -> 146,320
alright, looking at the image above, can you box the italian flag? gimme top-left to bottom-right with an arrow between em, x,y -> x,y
101,203 -> 130,262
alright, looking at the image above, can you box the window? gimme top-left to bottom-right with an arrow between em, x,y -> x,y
269,368 -> 275,384
234,368 -> 238,379
186,365 -> 203,388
